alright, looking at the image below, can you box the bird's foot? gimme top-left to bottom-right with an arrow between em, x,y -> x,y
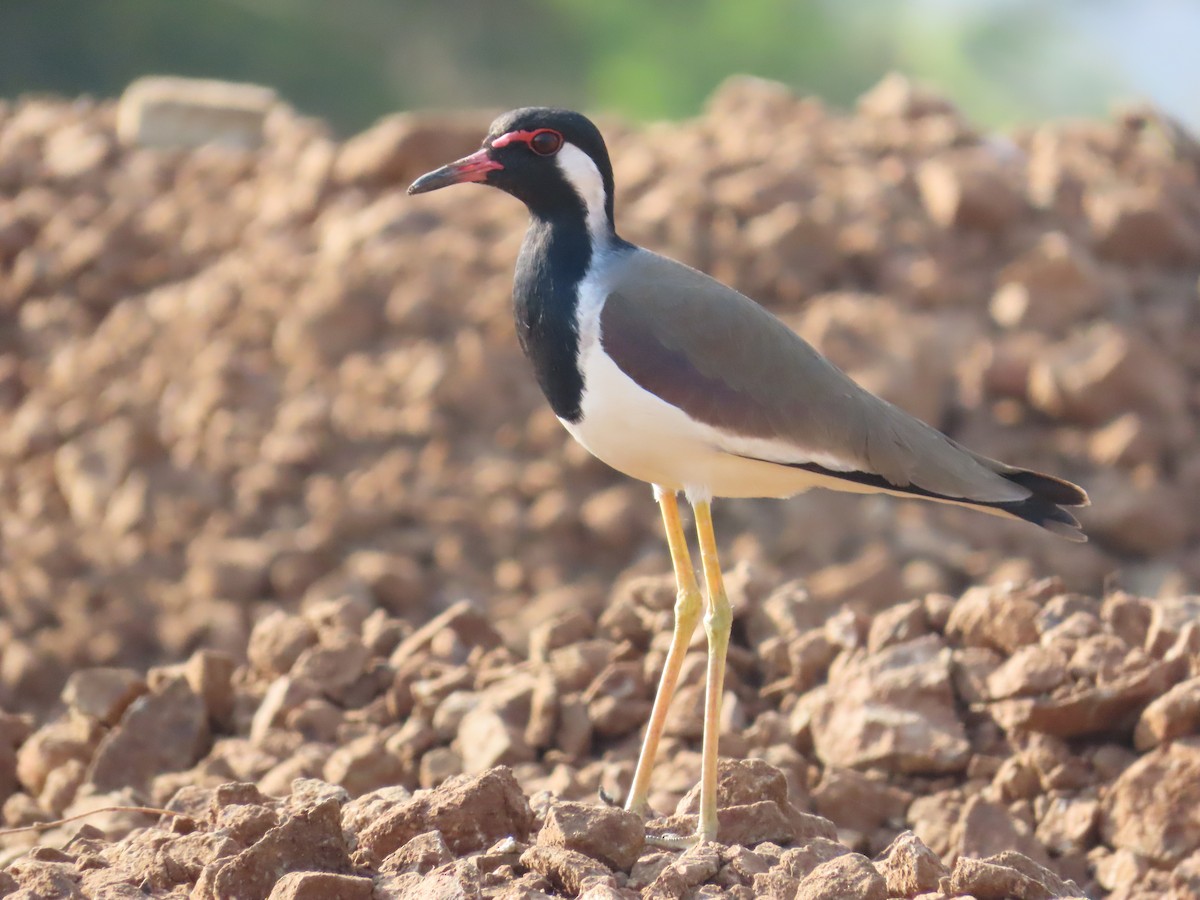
644,829 -> 701,850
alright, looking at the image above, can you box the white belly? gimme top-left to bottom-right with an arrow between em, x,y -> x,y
562,340 -> 835,499
563,249 -> 874,500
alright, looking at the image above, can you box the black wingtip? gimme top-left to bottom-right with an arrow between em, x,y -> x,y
993,469 -> 1088,541
1003,469 -> 1090,508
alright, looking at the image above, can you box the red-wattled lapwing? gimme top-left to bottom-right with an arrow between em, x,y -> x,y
409,107 -> 1088,843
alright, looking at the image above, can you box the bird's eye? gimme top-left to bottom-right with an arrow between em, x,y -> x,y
530,129 -> 563,156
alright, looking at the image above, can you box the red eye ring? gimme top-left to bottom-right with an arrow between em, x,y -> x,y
529,129 -> 563,156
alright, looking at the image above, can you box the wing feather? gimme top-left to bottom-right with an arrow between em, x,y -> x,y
598,249 -> 1029,504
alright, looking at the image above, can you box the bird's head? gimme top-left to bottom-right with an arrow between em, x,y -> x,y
408,107 -> 615,236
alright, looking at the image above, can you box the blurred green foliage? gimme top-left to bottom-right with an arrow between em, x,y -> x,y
0,0 -> 1126,134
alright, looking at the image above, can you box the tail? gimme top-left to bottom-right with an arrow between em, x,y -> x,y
978,466 -> 1090,543
773,455 -> 1090,542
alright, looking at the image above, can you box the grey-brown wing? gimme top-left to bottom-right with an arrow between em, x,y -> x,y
599,249 -> 1030,504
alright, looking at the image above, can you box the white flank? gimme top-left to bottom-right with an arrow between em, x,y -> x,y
562,252 -> 871,501
556,142 -> 611,245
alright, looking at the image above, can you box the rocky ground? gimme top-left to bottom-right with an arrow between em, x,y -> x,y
0,74 -> 1198,897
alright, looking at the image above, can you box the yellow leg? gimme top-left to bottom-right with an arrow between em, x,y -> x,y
693,497 -> 731,842
625,488 -> 703,818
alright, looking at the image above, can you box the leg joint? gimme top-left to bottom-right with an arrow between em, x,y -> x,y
703,592 -> 732,636
674,586 -> 703,620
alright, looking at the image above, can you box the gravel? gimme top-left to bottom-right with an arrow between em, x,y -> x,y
1,73 -> 1198,897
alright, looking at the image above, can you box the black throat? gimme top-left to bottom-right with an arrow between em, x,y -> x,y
512,204 -> 599,423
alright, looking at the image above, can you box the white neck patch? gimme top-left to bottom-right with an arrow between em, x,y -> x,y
556,142 -> 611,244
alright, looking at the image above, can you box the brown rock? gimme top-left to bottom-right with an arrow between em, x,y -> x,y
538,800 -> 645,872
528,611 -> 596,663
189,537 -> 275,602
346,550 -> 427,617
989,232 -> 1105,331
1034,794 -> 1098,855
126,828 -> 241,890
721,845 -> 772,883
377,860 -> 485,900
776,838 -> 852,878
987,653 -> 1175,738
340,783 -> 412,838
248,611 -> 318,678
719,801 -> 800,847
807,635 -> 970,774
44,121 -> 113,180
290,634 -> 370,702
788,631 -> 839,692
906,789 -> 962,858
38,756 -> 85,814
788,809 -> 842,844
61,667 -> 147,726
752,869 -> 802,899
358,766 -> 535,859
1028,322 -> 1188,427
1088,189 -> 1200,266
194,798 -> 352,900
953,796 -> 1046,865
806,544 -> 902,616
917,153 -> 1026,232
323,732 -> 407,796
525,668 -> 558,750
456,705 -> 535,774
380,830 -> 453,875
184,649 -> 237,730
812,767 -> 912,834
951,645 -> 1004,705
520,844 -> 616,895
251,676 -> 321,743
651,841 -> 721,891
1135,676 -> 1200,749
577,883 -> 636,900
548,640 -> 617,694
216,801 -> 280,847
945,851 -> 1084,900
1145,595 -> 1200,658
3,858 -> 84,898
629,851 -> 675,889
857,72 -> 960,119
649,801 -> 806,849
1101,738 -> 1200,865
992,755 -> 1041,802
1021,733 -> 1092,791
389,601 -> 503,667
0,741 -> 17,807
584,662 -> 652,738
742,579 -> 827,650
675,758 -> 790,814
875,830 -> 947,897
87,676 -> 209,794
983,644 -> 1069,700
1087,413 -> 1159,469
334,112 -> 483,186
419,747 -> 463,789
1171,851 -> 1200,899
16,716 -> 102,795
266,871 -> 373,900
866,600 -> 929,653
946,583 -> 1044,654
118,75 -> 276,149
1092,847 -> 1148,895
795,852 -> 887,900
1084,471 -> 1191,557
